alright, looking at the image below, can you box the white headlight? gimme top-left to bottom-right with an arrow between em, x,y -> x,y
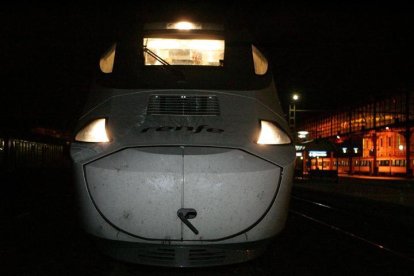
75,118 -> 110,143
257,120 -> 291,145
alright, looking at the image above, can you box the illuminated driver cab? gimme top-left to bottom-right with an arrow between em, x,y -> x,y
97,21 -> 271,91
71,20 -> 295,267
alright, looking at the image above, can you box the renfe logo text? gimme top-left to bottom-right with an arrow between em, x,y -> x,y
141,125 -> 224,134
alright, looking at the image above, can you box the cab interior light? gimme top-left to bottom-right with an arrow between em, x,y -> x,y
75,118 -> 110,143
257,120 -> 291,145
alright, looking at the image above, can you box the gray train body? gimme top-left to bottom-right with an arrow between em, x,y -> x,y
70,21 -> 295,267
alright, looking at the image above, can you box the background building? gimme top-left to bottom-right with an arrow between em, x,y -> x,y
296,90 -> 413,177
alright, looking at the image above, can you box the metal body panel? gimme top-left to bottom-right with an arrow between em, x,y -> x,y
85,147 -> 182,239
73,161 -> 294,244
83,146 -> 281,241
71,88 -> 295,167
182,147 -> 280,240
72,151 -> 294,267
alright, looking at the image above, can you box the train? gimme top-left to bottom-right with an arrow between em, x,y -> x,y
0,136 -> 69,172
70,20 -> 295,267
338,157 -> 408,176
304,156 -> 409,176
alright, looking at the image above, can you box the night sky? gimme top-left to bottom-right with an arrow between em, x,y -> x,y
1,1 -> 413,133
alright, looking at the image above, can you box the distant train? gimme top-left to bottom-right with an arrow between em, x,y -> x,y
306,156 -> 409,176
0,136 -> 68,171
337,157 -> 408,176
70,20 -> 295,267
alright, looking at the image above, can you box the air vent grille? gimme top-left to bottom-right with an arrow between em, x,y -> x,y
147,95 -> 220,116
188,248 -> 226,265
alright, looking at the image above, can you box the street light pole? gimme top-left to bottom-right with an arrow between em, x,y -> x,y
289,93 -> 300,132
289,103 -> 296,131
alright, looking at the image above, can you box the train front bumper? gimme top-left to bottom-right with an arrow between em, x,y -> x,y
72,145 -> 293,266
81,146 -> 289,240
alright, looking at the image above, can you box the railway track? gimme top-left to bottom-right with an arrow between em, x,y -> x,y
290,195 -> 414,263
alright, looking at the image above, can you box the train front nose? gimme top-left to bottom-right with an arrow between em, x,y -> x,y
84,146 -> 281,241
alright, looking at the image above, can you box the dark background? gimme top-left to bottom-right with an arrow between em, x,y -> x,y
1,1 -> 413,133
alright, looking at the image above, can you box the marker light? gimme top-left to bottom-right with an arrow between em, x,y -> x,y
257,120 -> 291,145
75,118 -> 110,143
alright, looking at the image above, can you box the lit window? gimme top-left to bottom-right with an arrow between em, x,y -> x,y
143,38 -> 224,66
99,44 -> 116,73
252,45 -> 268,75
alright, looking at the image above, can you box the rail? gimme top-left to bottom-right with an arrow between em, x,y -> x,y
290,195 -> 414,263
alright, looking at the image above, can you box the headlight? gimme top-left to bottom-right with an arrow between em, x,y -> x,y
75,118 -> 110,143
257,120 -> 291,145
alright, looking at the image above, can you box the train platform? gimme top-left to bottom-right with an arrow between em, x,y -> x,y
293,174 -> 414,208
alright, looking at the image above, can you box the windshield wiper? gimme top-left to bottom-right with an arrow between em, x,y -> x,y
143,46 -> 170,66
143,46 -> 185,82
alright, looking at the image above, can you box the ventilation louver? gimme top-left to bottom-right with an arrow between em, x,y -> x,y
147,95 -> 220,116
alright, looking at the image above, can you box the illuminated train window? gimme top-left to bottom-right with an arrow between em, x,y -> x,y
143,38 -> 224,66
99,44 -> 116,73
252,45 -> 268,75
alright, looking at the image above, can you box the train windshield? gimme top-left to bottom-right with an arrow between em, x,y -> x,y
143,38 -> 224,66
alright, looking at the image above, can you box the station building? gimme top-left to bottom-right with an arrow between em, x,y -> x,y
295,90 -> 414,177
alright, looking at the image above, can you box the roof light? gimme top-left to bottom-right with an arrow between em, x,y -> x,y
166,21 -> 202,30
